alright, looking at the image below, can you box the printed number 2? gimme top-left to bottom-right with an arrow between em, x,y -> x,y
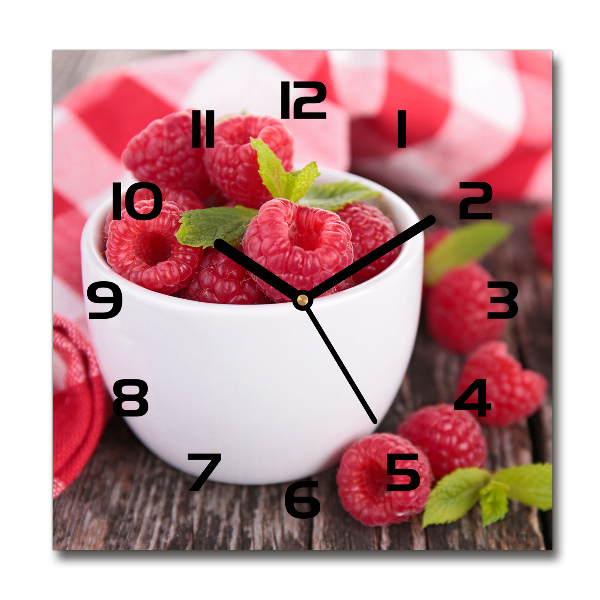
281,81 -> 326,119
459,182 -> 492,219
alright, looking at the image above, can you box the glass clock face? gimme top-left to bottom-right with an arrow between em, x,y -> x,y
53,50 -> 552,551
93,90 -> 516,484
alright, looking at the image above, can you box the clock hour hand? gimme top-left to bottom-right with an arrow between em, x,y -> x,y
305,307 -> 377,424
307,215 -> 436,300
214,239 -> 299,301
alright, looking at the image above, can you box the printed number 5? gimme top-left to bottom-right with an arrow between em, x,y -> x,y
387,453 -> 420,491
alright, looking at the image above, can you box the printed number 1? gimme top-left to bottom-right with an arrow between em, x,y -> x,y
398,110 -> 406,148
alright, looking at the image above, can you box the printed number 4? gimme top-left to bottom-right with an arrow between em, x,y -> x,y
454,379 -> 491,417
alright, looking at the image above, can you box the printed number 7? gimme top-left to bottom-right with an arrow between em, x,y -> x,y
188,454 -> 221,491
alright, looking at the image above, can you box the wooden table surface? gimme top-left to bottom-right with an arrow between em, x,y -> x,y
53,51 -> 553,551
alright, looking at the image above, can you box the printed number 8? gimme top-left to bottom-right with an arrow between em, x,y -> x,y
113,379 -> 149,417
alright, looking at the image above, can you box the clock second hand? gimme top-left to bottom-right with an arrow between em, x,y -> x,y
304,307 -> 377,424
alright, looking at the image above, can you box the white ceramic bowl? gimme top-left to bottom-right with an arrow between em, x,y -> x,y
81,168 -> 423,485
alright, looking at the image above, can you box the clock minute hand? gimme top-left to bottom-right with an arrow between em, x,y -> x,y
214,239 -> 299,301
307,214 -> 436,300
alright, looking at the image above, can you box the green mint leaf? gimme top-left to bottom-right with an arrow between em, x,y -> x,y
298,181 -> 382,212
479,481 -> 510,527
250,138 -> 320,201
250,137 -> 289,199
176,206 -> 258,248
284,162 -> 320,202
424,221 -> 513,286
492,464 -> 553,511
423,468 -> 491,527
303,180 -> 379,199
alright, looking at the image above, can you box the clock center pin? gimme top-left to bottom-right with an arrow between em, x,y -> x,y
297,294 -> 309,306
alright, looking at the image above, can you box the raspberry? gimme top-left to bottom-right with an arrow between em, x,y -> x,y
396,404 -> 487,479
182,249 -> 267,305
336,433 -> 432,527
456,341 -> 548,426
530,207 -> 552,270
104,186 -> 204,240
336,276 -> 357,292
122,110 -> 213,201
106,199 -> 203,294
425,263 -> 507,353
214,193 -> 238,208
242,198 -> 353,302
337,202 -> 399,284
203,115 -> 293,209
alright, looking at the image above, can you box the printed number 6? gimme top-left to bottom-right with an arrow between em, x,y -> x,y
285,481 -> 320,519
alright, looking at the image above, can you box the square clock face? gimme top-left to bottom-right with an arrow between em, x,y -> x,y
53,49 -> 552,550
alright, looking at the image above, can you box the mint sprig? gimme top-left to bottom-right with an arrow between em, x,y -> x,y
424,221 -> 513,286
250,137 -> 319,202
423,464 -> 552,528
423,468 -> 491,527
479,481 -> 510,527
493,464 -> 553,510
176,206 -> 258,248
250,137 -> 381,210
298,181 -> 381,212
175,139 -> 386,249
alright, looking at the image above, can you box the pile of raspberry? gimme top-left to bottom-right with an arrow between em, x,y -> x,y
337,346 -> 548,527
105,111 -> 400,305
336,224 -> 549,528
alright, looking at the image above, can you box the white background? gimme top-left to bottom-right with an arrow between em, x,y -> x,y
1,0 -> 594,597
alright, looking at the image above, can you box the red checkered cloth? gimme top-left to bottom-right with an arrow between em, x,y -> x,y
52,50 -> 552,495
53,314 -> 110,498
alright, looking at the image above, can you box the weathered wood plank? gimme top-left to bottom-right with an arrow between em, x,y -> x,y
188,478 -> 312,550
491,203 -> 553,548
400,195 -> 547,550
53,418 -> 195,550
53,194 -> 551,551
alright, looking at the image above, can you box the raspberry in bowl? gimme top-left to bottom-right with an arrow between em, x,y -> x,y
81,168 -> 424,485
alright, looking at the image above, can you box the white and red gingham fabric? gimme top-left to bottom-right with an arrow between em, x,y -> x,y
52,50 -> 552,495
53,314 -> 111,498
